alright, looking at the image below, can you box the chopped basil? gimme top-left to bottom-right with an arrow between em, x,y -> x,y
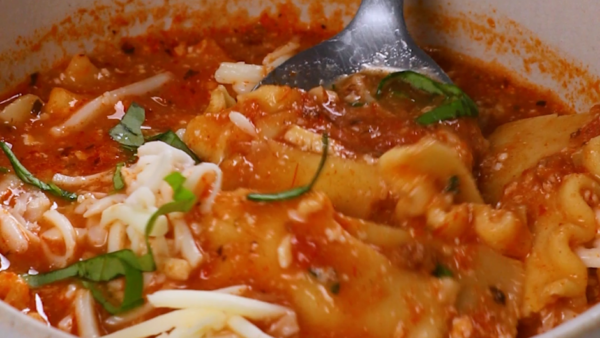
247,133 -> 329,202
432,263 -> 453,278
145,131 -> 201,164
109,103 -> 201,162
113,162 -> 125,191
109,102 -> 145,150
489,286 -> 506,305
330,282 -> 341,295
0,142 -> 77,201
445,175 -> 460,194
0,167 -> 8,174
137,172 -> 198,270
376,71 -> 478,125
23,172 -> 196,314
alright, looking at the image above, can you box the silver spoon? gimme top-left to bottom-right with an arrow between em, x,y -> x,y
258,0 -> 451,89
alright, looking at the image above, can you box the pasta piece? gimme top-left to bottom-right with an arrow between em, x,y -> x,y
186,110 -> 386,218
206,85 -> 236,114
237,85 -> 303,115
334,213 -> 413,248
523,174 -> 599,315
64,54 -> 101,86
471,204 -> 531,259
283,125 -> 344,155
44,87 -> 88,119
379,138 -> 483,205
582,135 -> 600,179
481,113 -> 594,203
0,94 -> 41,125
426,203 -> 471,240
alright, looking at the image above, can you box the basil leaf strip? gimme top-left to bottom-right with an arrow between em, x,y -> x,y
0,142 -> 77,201
445,175 -> 460,194
375,71 -> 478,125
109,102 -> 146,149
137,172 -> 198,270
109,103 -> 201,162
432,263 -> 454,278
146,131 -> 201,164
113,162 -> 125,191
23,172 -> 197,314
247,133 -> 329,202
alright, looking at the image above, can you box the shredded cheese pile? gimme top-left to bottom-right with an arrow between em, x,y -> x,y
104,287 -> 297,338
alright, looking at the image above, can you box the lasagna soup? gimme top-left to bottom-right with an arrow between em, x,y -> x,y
0,7 -> 596,338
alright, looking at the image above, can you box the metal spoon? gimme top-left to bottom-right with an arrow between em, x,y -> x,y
258,0 -> 451,89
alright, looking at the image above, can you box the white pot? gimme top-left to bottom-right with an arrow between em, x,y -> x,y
1,0 -> 599,337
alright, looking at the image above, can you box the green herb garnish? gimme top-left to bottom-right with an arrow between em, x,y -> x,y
137,172 -> 197,270
109,104 -> 201,162
22,172 -> 196,314
330,282 -> 341,295
0,167 -> 8,174
376,71 -> 478,125
0,142 -> 77,201
113,162 -> 125,191
247,133 -> 329,202
432,263 -> 453,278
445,175 -> 459,194
109,102 -> 145,150
146,131 -> 201,164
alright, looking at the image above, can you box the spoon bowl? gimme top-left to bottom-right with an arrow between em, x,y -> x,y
258,0 -> 451,89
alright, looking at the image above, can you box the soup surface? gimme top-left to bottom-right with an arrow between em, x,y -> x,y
1,6 -> 599,338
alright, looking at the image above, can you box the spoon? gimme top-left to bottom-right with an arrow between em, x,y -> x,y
258,0 -> 451,89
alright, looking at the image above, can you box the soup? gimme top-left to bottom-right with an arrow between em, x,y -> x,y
0,6 -> 597,338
